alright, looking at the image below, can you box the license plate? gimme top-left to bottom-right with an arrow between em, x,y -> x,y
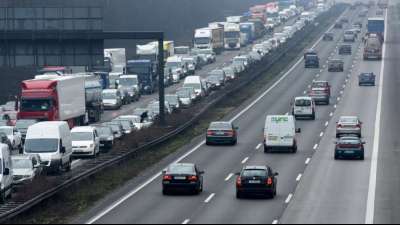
216,132 -> 225,135
345,151 -> 355,154
174,176 -> 187,180
269,136 -> 278,141
249,180 -> 261,184
100,144 -> 105,147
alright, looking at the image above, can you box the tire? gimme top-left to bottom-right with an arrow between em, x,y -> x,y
264,146 -> 271,153
311,113 -> 316,120
292,144 -> 298,153
335,154 -> 339,160
65,158 -> 72,172
162,189 -> 169,196
236,191 -> 243,199
0,192 -> 5,204
232,139 -> 238,146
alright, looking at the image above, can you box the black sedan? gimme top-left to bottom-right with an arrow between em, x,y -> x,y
359,73 -> 376,86
162,163 -> 204,195
206,122 -> 238,145
236,166 -> 278,199
334,136 -> 365,160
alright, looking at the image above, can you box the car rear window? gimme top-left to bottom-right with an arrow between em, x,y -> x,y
295,99 -> 311,107
312,82 -> 327,88
242,169 -> 267,177
340,117 -> 358,123
167,164 -> 195,174
209,122 -> 232,130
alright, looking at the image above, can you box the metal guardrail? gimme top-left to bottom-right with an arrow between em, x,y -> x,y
0,7 -> 344,223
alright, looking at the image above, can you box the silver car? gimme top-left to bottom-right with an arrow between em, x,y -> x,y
336,116 -> 362,138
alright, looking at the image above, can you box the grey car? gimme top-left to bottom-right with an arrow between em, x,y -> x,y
208,70 -> 226,85
112,119 -> 135,135
15,119 -> 38,143
336,116 -> 363,138
103,122 -> 124,139
165,94 -> 181,111
95,126 -> 114,151
222,66 -> 237,81
328,59 -> 344,72
339,44 -> 352,55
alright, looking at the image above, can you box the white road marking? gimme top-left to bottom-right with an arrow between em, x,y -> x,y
86,19 -> 338,225
285,194 -> 293,204
325,121 -> 329,127
71,159 -> 81,167
303,91 -> 307,94
313,144 -> 318,150
305,158 -> 311,165
241,157 -> 249,164
182,219 -> 190,224
256,143 -> 262,150
225,173 -> 234,182
337,97 -> 341,101
366,9 -> 387,225
296,174 -> 303,182
205,193 -> 216,203
272,220 -> 279,224
330,112 -> 333,117
320,132 -> 324,137
334,104 -> 337,109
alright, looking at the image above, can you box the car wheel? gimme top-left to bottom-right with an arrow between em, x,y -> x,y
162,189 -> 169,196
264,146 -> 271,153
292,144 -> 298,153
232,139 -> 238,146
0,192 -> 6,204
65,158 -> 72,172
335,154 -> 339,160
236,191 -> 243,199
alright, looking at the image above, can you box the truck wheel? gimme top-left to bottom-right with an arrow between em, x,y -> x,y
65,158 -> 72,172
0,192 -> 5,203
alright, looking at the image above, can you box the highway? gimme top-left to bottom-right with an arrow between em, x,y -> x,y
71,5 -> 382,224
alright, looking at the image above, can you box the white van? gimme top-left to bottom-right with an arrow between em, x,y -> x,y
24,122 -> 72,173
292,97 -> 316,120
0,144 -> 12,202
71,126 -> 100,158
183,76 -> 205,98
264,115 -> 301,153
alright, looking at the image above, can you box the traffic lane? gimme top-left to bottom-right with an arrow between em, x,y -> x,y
375,5 -> 400,223
280,45 -> 382,224
187,30 -> 364,225
86,10 -> 357,224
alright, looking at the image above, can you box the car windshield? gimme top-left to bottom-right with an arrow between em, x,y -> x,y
119,78 -> 138,86
340,117 -> 358,123
182,58 -> 194,64
233,58 -> 246,63
167,164 -> 195,174
198,49 -> 213,55
107,124 -> 121,132
223,68 -> 234,74
312,82 -> 327,88
115,120 -> 132,129
210,70 -> 224,76
166,61 -> 181,68
207,76 -> 220,83
0,127 -> 12,136
97,127 -> 112,136
295,99 -> 311,107
165,96 -> 178,104
177,90 -> 191,98
183,83 -> 201,90
25,138 -> 59,153
209,122 -> 232,130
12,158 -> 32,170
102,92 -> 117,99
21,98 -> 52,112
225,31 -> 240,38
72,132 -> 93,141
242,169 -> 267,177
195,37 -> 211,45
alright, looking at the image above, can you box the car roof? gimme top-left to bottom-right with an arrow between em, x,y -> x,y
295,96 -> 312,100
244,166 -> 268,170
71,126 -> 96,132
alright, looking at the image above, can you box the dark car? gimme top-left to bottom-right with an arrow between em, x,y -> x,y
162,163 -> 204,195
95,126 -> 114,151
334,136 -> 365,160
359,73 -> 376,86
340,18 -> 349,24
328,59 -> 344,72
206,75 -> 223,90
206,122 -> 238,145
339,44 -> 352,55
15,119 -> 38,143
323,32 -> 334,41
0,132 -> 12,149
236,166 -> 278,199
103,122 -> 124,140
334,22 -> 343,29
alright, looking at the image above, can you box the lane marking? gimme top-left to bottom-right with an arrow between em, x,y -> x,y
241,157 -> 249,164
182,219 -> 190,224
334,104 -> 337,109
205,193 -> 216,203
303,91 -> 307,95
305,158 -> 311,165
256,143 -> 262,150
320,132 -> 324,137
272,220 -> 279,224
285,194 -> 293,204
225,173 -> 234,182
325,121 -> 329,127
330,112 -> 333,117
366,9 -> 388,225
296,174 -> 302,182
86,17 -> 338,224
313,144 -> 318,150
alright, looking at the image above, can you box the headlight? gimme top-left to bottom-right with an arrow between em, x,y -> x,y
107,137 -> 113,141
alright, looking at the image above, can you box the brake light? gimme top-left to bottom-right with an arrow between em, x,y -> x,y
337,124 -> 342,128
207,131 -> 214,136
356,124 -> 361,128
267,177 -> 273,186
226,130 -> 235,137
236,177 -> 242,187
163,175 -> 172,181
188,176 -> 198,182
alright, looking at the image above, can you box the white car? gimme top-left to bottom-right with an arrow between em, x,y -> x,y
117,115 -> 153,130
0,126 -> 22,151
264,115 -> 301,153
12,154 -> 42,185
71,126 -> 100,158
292,97 -> 316,120
252,44 -> 267,56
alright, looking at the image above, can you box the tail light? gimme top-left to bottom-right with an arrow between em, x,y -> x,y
188,176 -> 198,182
356,124 -> 361,128
207,131 -> 214,136
163,175 -> 172,181
226,130 -> 235,137
267,177 -> 273,186
236,177 -> 242,187
337,124 -> 342,128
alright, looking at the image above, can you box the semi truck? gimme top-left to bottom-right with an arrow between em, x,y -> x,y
17,76 -> 88,128
240,22 -> 256,46
126,60 -> 156,94
224,23 -> 241,50
367,18 -> 385,42
250,5 -> 267,24
364,18 -> 385,60
104,48 -> 126,74
248,18 -> 266,39
193,27 -> 224,54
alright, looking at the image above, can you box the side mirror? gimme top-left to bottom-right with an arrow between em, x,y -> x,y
234,127 -> 239,130
60,146 -> 66,154
199,171 -> 205,175
3,168 -> 10,176
274,172 -> 279,176
296,128 -> 301,133
234,172 -> 241,176
162,170 -> 167,174
362,141 -> 366,144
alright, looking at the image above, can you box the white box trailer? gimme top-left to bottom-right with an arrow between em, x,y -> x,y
104,48 -> 126,74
